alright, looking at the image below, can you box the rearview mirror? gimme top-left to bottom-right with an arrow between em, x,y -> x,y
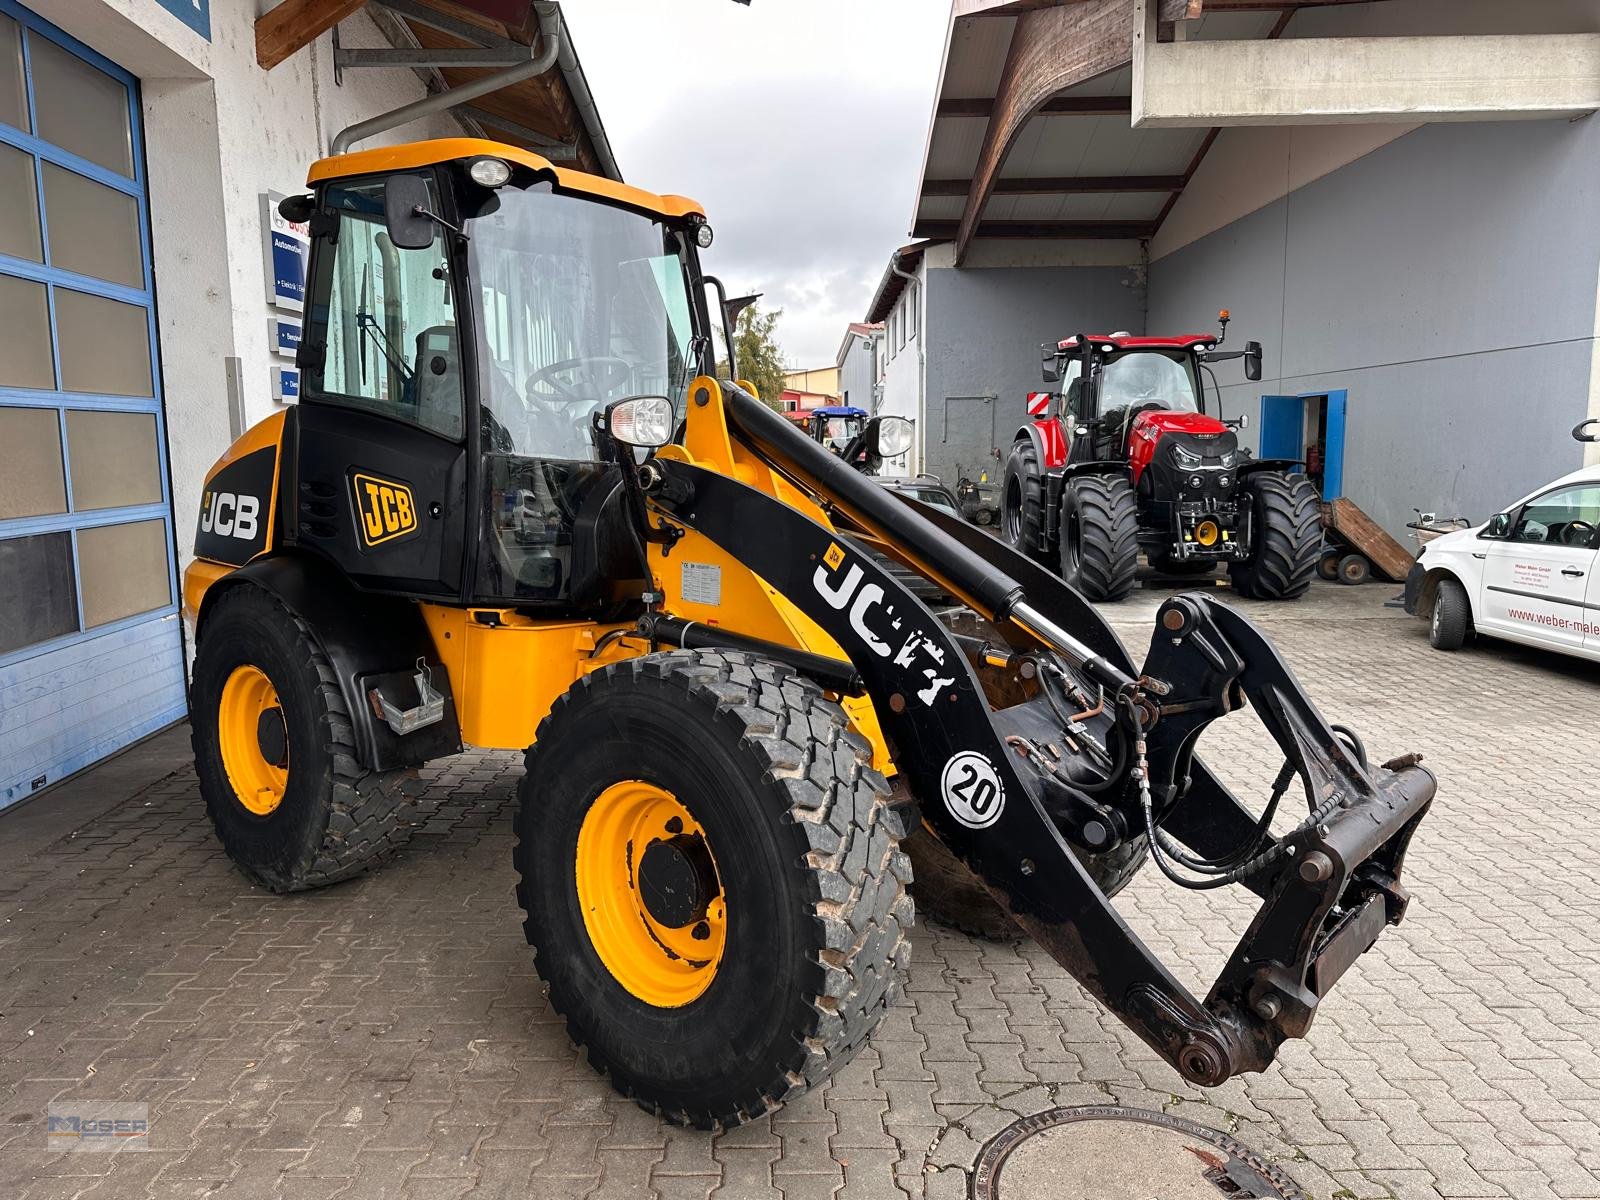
1244,340 -> 1263,382
384,174 -> 436,251
870,416 -> 914,459
278,193 -> 315,224
1481,511 -> 1513,539
1041,344 -> 1060,384
1574,418 -> 1600,443
605,396 -> 675,448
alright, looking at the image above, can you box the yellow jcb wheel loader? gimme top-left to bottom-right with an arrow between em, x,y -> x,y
184,138 -> 1434,1129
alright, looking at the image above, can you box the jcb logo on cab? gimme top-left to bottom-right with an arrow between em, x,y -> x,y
200,491 -> 260,541
353,473 -> 418,546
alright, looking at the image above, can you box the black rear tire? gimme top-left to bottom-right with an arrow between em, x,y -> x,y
190,585 -> 418,893
1337,553 -> 1371,585
1060,474 -> 1139,602
515,650 -> 913,1128
904,817 -> 1148,941
1317,549 -> 1342,581
1002,439 -> 1051,564
1429,578 -> 1471,650
1228,472 -> 1321,600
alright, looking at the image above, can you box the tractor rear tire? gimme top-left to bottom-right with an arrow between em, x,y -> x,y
1002,440 -> 1051,564
1228,472 -> 1321,600
904,818 -> 1148,941
515,650 -> 913,1128
1429,578 -> 1471,650
190,585 -> 419,893
1060,475 -> 1139,602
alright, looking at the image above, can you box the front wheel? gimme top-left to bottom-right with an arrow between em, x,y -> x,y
1228,472 -> 1321,600
1429,578 -> 1471,650
1060,474 -> 1139,601
515,650 -> 913,1128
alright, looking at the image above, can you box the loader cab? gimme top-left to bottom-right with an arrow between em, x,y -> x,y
289,144 -> 714,613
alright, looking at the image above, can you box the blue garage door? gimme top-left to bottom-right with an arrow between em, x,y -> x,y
0,0 -> 184,810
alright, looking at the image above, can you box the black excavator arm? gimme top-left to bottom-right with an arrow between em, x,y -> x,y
642,386 -> 1433,1087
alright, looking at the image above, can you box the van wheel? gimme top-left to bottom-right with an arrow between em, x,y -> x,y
515,650 -> 913,1128
190,586 -> 418,892
1429,578 -> 1471,650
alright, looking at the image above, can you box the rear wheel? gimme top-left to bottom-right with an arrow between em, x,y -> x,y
515,650 -> 913,1128
1228,472 -> 1321,600
1002,439 -> 1050,564
1429,578 -> 1471,650
190,585 -> 418,892
1317,549 -> 1342,581
904,817 -> 1148,940
1060,475 -> 1138,601
1337,553 -> 1371,585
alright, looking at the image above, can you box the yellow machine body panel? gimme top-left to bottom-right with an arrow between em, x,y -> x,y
306,138 -> 705,222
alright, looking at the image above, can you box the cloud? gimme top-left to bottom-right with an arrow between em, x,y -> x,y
562,0 -> 947,368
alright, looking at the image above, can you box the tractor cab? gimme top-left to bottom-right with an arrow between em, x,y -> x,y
807,405 -> 870,452
266,142 -> 721,615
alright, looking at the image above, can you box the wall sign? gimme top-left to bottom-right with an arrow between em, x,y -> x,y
262,192 -> 310,313
269,316 -> 301,360
155,0 -> 210,40
272,366 -> 300,403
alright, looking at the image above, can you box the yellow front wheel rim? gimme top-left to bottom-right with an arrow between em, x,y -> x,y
218,664 -> 290,816
575,781 -> 726,1008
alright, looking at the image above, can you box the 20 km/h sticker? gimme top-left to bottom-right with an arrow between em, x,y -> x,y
941,751 -> 1005,829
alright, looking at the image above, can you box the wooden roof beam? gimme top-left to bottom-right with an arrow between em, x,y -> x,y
924,173 -> 1183,197
937,94 -> 1130,118
954,0 -> 1134,264
258,0 -> 368,70
917,219 -> 1157,240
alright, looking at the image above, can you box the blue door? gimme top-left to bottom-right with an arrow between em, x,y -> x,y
0,1 -> 184,809
1257,390 -> 1346,501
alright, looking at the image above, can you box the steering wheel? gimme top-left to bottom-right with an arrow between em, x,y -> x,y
1559,519 -> 1596,546
525,357 -> 634,407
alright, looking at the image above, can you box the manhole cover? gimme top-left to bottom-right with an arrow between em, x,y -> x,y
971,1106 -> 1306,1200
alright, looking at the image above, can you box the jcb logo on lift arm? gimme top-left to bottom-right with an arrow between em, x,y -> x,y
352,473 -> 418,547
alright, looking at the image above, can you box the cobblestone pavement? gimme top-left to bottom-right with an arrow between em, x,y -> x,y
3,580 -> 1599,1199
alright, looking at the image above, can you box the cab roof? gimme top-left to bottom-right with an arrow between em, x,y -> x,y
306,138 -> 705,222
1058,334 -> 1217,351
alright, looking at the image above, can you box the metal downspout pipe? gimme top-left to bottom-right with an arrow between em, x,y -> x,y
329,1 -> 562,156
889,251 -> 926,476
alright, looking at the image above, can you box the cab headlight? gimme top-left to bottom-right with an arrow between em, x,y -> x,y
606,396 -> 675,447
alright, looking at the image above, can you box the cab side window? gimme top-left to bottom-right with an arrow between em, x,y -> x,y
1511,484 -> 1600,547
308,176 -> 463,441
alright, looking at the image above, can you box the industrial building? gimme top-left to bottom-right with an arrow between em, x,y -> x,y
869,0 -> 1600,542
0,0 -> 615,808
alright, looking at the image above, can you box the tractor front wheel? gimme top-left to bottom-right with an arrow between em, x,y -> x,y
1228,472 -> 1321,600
515,650 -> 913,1128
190,585 -> 418,892
1002,440 -> 1050,564
1059,474 -> 1139,601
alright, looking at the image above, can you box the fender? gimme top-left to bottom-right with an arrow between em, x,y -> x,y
1236,458 -> 1305,478
1013,418 -> 1068,471
197,551 -> 462,771
1405,563 -> 1471,621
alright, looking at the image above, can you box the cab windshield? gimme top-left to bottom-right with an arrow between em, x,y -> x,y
1099,350 -> 1201,413
465,184 -> 700,461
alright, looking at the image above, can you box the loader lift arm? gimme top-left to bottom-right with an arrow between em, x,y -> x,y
644,383 -> 1433,1086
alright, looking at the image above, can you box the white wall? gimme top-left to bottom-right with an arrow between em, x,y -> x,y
877,257 -> 926,474
31,0 -> 462,567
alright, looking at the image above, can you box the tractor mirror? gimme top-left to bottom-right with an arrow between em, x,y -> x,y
1574,418 -> 1600,443
1041,344 -> 1060,384
1243,341 -> 1263,382
870,416 -> 914,460
605,396 -> 675,448
383,174 -> 437,251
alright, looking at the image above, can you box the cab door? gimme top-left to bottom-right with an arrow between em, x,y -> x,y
1476,482 -> 1600,654
290,173 -> 469,598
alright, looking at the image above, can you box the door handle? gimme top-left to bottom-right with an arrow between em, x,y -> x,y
1471,552 -> 1486,560
1562,566 -> 1586,578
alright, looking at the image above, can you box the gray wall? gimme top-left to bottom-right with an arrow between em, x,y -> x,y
1149,118 -> 1600,541
838,332 -> 879,411
922,264 -> 1146,482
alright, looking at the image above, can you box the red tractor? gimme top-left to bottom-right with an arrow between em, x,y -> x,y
1001,318 -> 1322,603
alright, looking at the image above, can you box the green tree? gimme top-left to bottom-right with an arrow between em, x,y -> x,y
718,304 -> 788,412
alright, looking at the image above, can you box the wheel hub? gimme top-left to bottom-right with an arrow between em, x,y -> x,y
256,708 -> 288,768
217,664 -> 290,816
637,835 -> 717,929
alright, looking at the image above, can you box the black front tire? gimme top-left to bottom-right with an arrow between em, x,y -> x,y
190,585 -> 418,893
1002,440 -> 1051,564
1228,472 -> 1321,600
1060,475 -> 1139,601
1429,578 -> 1471,650
515,650 -> 913,1128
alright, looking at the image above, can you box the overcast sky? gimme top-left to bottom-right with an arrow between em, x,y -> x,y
562,0 -> 948,371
